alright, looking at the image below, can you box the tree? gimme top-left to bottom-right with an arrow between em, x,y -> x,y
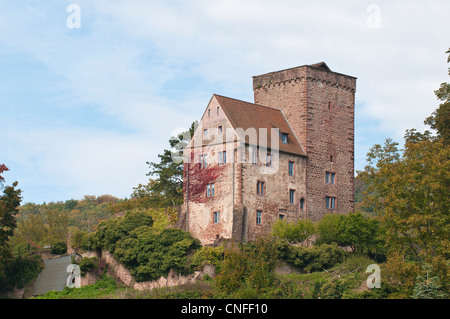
425,48 -> 450,145
144,121 -> 197,207
359,49 -> 450,262
0,164 -> 22,290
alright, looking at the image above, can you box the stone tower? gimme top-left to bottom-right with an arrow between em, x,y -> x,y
253,62 -> 357,220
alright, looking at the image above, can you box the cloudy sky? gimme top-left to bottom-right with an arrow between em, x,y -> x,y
0,1 -> 449,204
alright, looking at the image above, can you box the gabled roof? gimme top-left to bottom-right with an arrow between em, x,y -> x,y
214,94 -> 306,156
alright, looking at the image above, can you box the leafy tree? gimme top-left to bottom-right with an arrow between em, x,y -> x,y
0,164 -> 22,291
425,48 -> 450,145
145,121 -> 197,207
359,49 -> 450,263
412,263 -> 447,299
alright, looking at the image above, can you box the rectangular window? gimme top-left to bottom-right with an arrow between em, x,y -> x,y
218,151 -> 227,165
326,172 -> 335,184
281,133 -> 288,144
251,149 -> 258,165
217,107 -> 220,115
203,154 -> 208,168
257,181 -> 265,196
214,211 -> 220,224
256,210 -> 262,225
288,161 -> 294,176
218,126 -> 223,134
326,196 -> 336,209
206,183 -> 214,197
266,153 -> 272,167
200,155 -> 204,169
204,129 -> 208,138
300,198 -> 305,211
279,214 -> 285,221
289,189 -> 295,204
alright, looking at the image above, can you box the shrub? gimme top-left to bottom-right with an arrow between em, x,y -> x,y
271,219 -> 316,244
50,242 -> 67,255
190,245 -> 224,270
278,240 -> 347,272
215,236 -> 279,297
7,254 -> 44,289
79,257 -> 98,276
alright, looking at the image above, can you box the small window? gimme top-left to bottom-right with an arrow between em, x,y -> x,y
206,183 -> 214,197
217,107 -> 220,115
328,102 -> 332,110
208,109 -> 211,117
281,133 -> 288,144
200,154 -> 207,168
326,196 -> 336,209
204,129 -> 208,138
214,211 -> 220,224
279,214 -> 285,221
288,161 -> 294,176
266,153 -> 272,167
330,155 -> 333,163
256,210 -> 262,225
300,198 -> 305,211
218,126 -> 223,134
218,151 -> 227,165
289,189 -> 295,204
257,181 -> 265,196
326,172 -> 335,184
251,149 -> 258,165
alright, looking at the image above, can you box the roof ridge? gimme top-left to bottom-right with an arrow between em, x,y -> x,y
213,94 -> 282,112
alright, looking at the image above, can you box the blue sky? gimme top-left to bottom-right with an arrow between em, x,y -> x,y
0,1 -> 449,204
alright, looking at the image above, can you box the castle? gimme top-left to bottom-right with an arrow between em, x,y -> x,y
182,62 -> 356,245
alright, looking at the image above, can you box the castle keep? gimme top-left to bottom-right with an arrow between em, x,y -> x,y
183,63 -> 357,245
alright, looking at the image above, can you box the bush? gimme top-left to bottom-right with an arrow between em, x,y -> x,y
271,219 -> 316,244
215,236 -> 279,297
278,240 -> 347,272
79,257 -> 98,276
316,212 -> 386,256
50,242 -> 67,255
7,254 -> 44,289
190,245 -> 224,270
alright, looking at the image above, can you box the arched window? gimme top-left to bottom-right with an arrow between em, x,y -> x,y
300,198 -> 305,211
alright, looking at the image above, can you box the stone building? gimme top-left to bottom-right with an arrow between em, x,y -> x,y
183,62 -> 356,245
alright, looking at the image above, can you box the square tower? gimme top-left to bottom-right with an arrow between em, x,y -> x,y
253,62 -> 357,220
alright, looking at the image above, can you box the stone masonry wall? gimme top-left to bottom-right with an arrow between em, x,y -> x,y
253,65 -> 356,220
80,249 -> 215,291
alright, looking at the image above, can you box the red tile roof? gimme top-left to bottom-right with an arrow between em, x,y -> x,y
214,94 -> 306,156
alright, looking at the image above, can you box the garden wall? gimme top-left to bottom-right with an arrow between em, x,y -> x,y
80,249 -> 215,291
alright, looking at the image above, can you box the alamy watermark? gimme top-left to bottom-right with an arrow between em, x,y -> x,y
170,123 -> 281,175
367,4 -> 382,29
366,264 -> 381,289
66,2 -> 81,29
66,264 -> 81,288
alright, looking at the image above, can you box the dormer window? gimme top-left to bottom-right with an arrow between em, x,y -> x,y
281,133 -> 288,144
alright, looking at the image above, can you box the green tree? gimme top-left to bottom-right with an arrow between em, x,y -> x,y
359,49 -> 450,262
425,48 -> 450,145
0,164 -> 22,291
145,121 -> 197,207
